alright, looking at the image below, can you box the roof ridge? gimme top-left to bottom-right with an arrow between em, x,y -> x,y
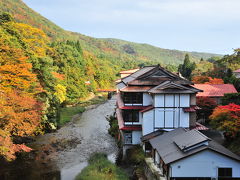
192,129 -> 210,141
120,68 -> 139,73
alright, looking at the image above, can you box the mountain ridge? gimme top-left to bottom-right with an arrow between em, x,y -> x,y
1,0 -> 221,66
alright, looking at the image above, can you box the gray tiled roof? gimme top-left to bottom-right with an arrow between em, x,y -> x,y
173,129 -> 209,151
118,65 -> 193,86
148,81 -> 202,94
149,128 -> 240,164
122,66 -> 156,84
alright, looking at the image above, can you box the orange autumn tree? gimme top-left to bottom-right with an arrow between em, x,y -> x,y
206,77 -> 224,84
192,76 -> 210,84
192,76 -> 224,84
0,57 -> 37,91
210,103 -> 240,138
0,55 -> 43,160
0,17 -> 48,160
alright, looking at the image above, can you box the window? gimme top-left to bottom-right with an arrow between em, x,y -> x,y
123,110 -> 139,122
123,92 -> 143,104
124,132 -> 132,144
218,168 -> 232,177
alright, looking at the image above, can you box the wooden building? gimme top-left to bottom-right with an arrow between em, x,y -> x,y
116,65 -> 206,154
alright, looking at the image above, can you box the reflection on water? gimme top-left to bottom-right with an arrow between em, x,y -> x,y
0,157 -> 60,180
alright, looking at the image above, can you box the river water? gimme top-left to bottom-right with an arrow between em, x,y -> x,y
0,97 -> 118,180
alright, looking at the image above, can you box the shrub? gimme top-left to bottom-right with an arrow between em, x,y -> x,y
75,153 -> 128,180
221,93 -> 240,105
107,115 -> 119,138
126,145 -> 145,165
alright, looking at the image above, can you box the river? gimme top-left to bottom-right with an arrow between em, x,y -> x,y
0,96 -> 118,180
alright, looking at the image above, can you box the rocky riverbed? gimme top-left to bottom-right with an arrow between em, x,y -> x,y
0,96 -> 118,180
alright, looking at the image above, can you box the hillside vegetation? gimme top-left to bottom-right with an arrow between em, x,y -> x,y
0,13 -> 116,160
0,0 -> 223,161
1,0 -> 220,67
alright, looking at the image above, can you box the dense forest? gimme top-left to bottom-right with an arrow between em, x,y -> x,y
0,12 -> 119,160
0,0 -> 239,161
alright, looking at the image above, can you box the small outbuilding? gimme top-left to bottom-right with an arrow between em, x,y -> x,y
146,128 -> 240,180
193,84 -> 237,104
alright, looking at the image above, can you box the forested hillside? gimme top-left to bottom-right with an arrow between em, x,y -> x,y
0,14 -> 116,160
0,0 -> 222,160
1,0 -> 220,67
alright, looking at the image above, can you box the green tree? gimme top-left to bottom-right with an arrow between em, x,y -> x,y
178,54 -> 196,80
0,12 -> 14,24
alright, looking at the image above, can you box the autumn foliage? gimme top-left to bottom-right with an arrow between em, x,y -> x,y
0,13 -> 117,161
210,103 -> 240,138
0,63 -> 43,160
206,77 -> 224,84
192,75 -> 224,84
192,76 -> 210,84
0,19 -> 44,160
196,97 -> 217,120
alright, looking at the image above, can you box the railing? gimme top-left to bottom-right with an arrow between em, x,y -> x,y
124,121 -> 141,125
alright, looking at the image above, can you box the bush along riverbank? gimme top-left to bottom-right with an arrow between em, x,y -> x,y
75,153 -> 128,180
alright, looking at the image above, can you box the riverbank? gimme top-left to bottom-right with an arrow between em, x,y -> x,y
0,94 -> 118,180
58,93 -> 108,126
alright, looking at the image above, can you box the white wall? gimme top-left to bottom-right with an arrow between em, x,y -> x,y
142,107 -> 189,135
170,150 -> 240,178
180,94 -> 190,107
142,110 -> 154,135
143,93 -> 153,106
154,108 -> 189,129
154,94 -> 190,107
180,109 -> 189,127
132,131 -> 142,144
142,93 -> 191,135
154,94 -> 164,107
155,109 -> 164,128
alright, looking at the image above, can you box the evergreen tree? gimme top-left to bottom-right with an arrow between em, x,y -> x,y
178,54 -> 196,80
0,12 -> 13,24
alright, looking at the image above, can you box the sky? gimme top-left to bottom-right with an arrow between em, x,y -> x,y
22,0 -> 240,55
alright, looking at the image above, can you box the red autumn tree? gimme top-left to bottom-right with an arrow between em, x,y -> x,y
210,103 -> 240,138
